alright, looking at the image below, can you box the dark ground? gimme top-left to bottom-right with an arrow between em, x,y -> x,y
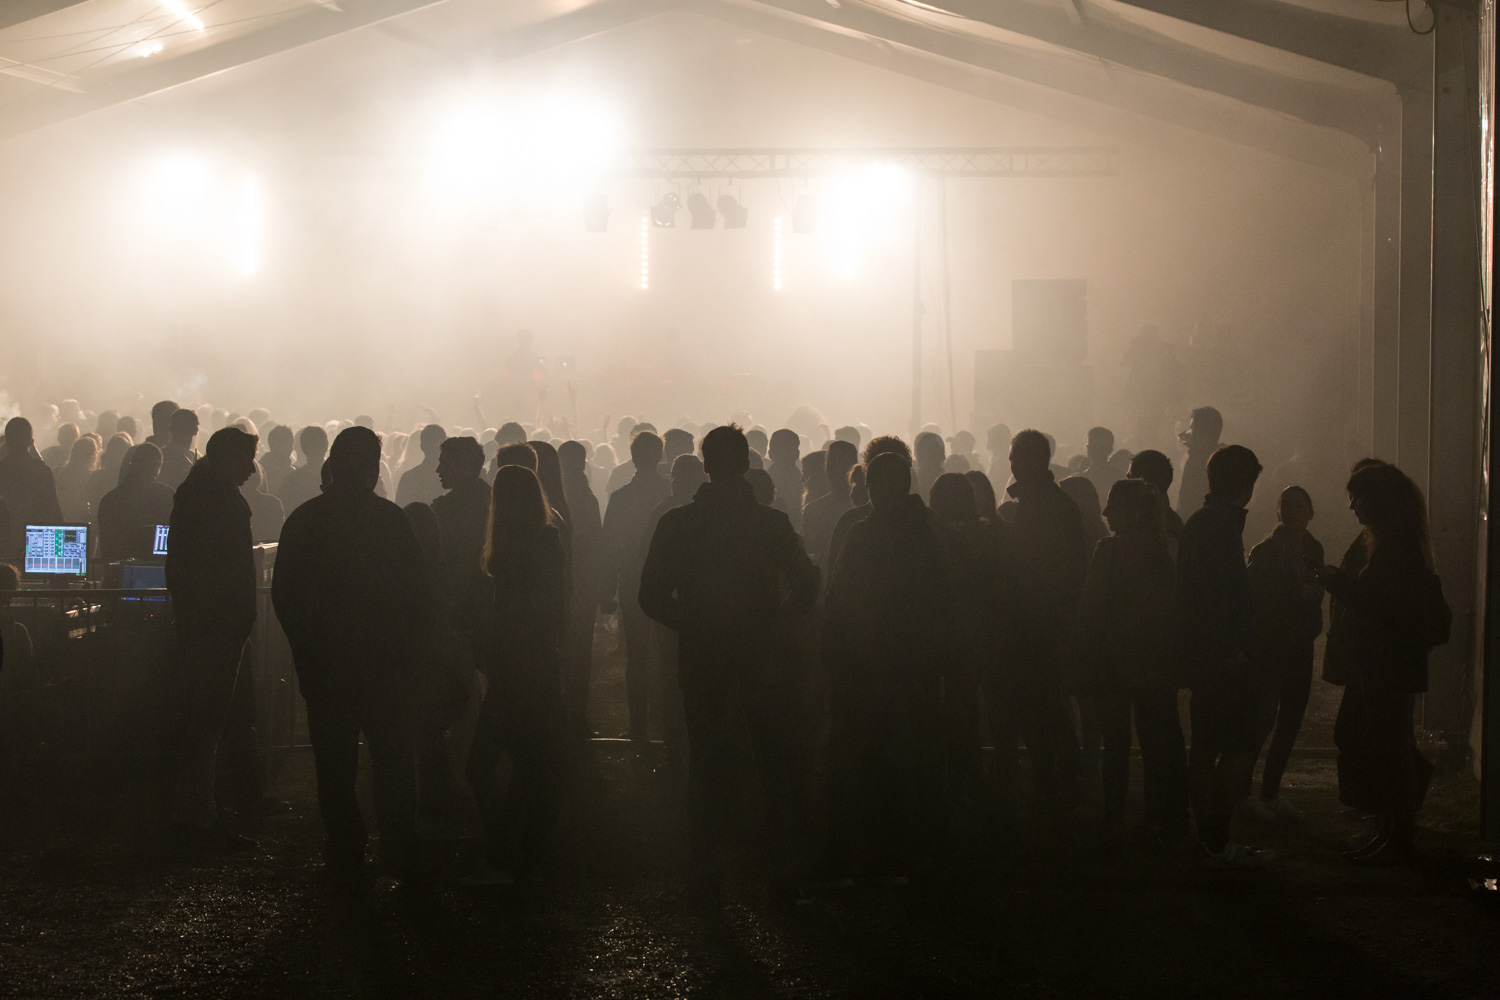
1,620 -> 1497,999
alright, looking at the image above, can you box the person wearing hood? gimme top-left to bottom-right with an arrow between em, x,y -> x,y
165,426 -> 260,853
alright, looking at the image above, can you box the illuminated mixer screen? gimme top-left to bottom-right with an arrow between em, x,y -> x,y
24,525 -> 88,577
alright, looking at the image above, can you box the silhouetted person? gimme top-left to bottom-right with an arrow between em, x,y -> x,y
1179,443 -> 1271,868
1082,426 -> 1120,504
165,427 -> 260,853
272,427 -> 432,890
116,414 -> 139,442
98,444 -> 175,561
1060,474 -> 1107,553
55,436 -> 99,523
397,424 -> 447,507
946,430 -> 980,475
466,465 -> 566,884
85,432 -> 133,519
239,462 -> 286,544
1128,449 -> 1183,559
42,421 -> 77,471
606,423 -> 656,494
767,428 -> 803,530
965,469 -> 999,519
559,440 -> 606,739
278,425 -> 329,513
1244,486 -> 1323,824
640,424 -> 818,906
0,418 -> 63,558
993,429 -> 1087,807
602,430 -> 670,741
1076,478 -> 1188,858
913,431 -> 946,501
803,439 -> 858,568
834,425 -> 861,449
929,471 -> 995,800
826,436 -> 916,582
1176,406 -> 1222,519
746,467 -> 775,506
1324,459 -> 1386,823
159,407 -> 201,491
432,437 -> 492,626
660,427 -> 694,477
800,450 -> 829,515
260,424 -> 296,498
146,400 -> 178,450
1315,463 -> 1448,864
640,454 -> 708,767
823,452 -> 943,881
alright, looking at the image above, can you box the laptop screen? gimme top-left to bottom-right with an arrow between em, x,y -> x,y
24,524 -> 88,578
152,524 -> 170,557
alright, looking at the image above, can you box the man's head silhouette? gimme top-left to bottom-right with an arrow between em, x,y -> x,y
437,436 -> 484,490
150,400 -> 178,440
914,432 -> 945,470
1128,449 -> 1174,494
267,424 -> 294,456
826,440 -> 858,494
169,408 -> 200,448
299,425 -> 329,462
123,443 -> 164,483
495,442 -> 538,472
203,427 -> 259,488
4,417 -> 33,451
701,425 -> 750,481
1009,429 -> 1051,483
630,431 -> 664,472
418,423 -> 447,459
326,426 -> 382,492
663,428 -> 693,465
768,429 -> 799,466
866,452 -> 911,510
1086,427 -> 1114,465
930,472 -> 977,523
1206,444 -> 1261,507
670,454 -> 706,499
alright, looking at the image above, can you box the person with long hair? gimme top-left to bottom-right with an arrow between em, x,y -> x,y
1315,462 -> 1449,864
465,464 -> 566,885
1076,477 -> 1187,858
55,435 -> 100,523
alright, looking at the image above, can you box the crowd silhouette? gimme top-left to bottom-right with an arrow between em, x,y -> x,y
0,396 -> 1454,901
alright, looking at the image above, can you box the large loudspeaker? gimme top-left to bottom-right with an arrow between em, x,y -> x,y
1012,279 -> 1087,365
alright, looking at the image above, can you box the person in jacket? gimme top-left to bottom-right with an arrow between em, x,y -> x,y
994,429 -> 1088,807
1178,443 -> 1271,868
558,439 -> 606,741
1315,462 -> 1448,864
239,462 -> 286,544
159,407 -> 201,491
803,440 -> 858,570
165,426 -> 259,853
1127,449 -> 1183,560
823,452 -> 944,882
826,436 -> 914,583
639,424 -> 818,908
97,444 -> 176,561
277,425 -> 329,514
766,428 -> 804,531
0,418 -> 63,559
55,436 -> 99,524
396,424 -> 447,508
1077,478 -> 1187,857
272,426 -> 433,890
601,430 -> 670,742
463,464 -> 567,885
1245,486 -> 1324,823
1175,406 -> 1221,520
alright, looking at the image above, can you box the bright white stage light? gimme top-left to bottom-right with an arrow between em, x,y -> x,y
134,41 -> 165,58
822,161 -> 912,277
159,0 -> 205,31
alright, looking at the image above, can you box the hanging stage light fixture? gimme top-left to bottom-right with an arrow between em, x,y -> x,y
717,193 -> 749,229
686,191 -> 717,229
650,191 -> 682,227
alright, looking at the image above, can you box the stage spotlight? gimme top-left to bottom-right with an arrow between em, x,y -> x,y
651,192 -> 681,228
793,194 -> 820,234
687,192 -> 717,229
583,193 -> 610,233
718,194 -> 748,229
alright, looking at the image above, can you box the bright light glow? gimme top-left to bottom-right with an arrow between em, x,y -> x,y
773,216 -> 783,292
142,155 -> 212,228
821,161 -> 912,277
235,176 -> 261,276
639,213 -> 650,290
134,41 -> 165,58
160,0 -> 206,31
426,94 -> 624,206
